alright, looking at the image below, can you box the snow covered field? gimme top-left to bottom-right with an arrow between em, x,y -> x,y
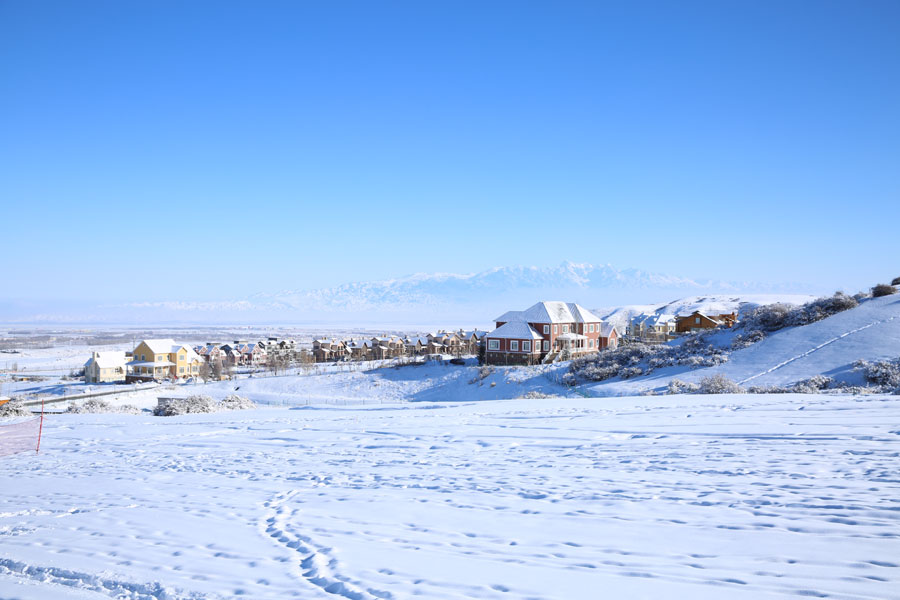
2,392 -> 899,599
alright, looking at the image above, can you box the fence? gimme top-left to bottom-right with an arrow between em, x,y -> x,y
0,399 -> 44,457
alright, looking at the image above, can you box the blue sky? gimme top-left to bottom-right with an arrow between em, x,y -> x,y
1,0 -> 898,302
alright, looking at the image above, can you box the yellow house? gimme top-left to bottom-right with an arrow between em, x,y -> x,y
127,339 -> 203,381
84,351 -> 127,383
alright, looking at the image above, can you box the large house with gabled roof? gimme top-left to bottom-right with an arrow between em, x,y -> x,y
485,301 -> 617,365
127,339 -> 203,381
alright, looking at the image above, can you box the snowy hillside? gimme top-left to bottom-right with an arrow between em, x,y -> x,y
587,293 -> 900,395
597,294 -> 817,332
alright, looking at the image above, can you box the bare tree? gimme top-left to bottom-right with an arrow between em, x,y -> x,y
199,360 -> 211,383
211,358 -> 224,381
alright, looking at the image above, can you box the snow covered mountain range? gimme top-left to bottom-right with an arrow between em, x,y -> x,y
2,262 -> 817,325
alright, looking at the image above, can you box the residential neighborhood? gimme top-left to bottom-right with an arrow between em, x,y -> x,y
74,302 -> 744,383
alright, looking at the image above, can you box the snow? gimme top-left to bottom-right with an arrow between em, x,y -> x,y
599,294 -> 818,333
590,294 -> 900,395
2,391 -> 899,599
484,321 -> 543,340
139,339 -> 180,354
495,301 -> 604,325
83,351 -> 126,369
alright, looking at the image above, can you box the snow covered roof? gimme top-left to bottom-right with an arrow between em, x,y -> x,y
557,332 -> 588,341
84,351 -> 126,369
632,313 -> 676,327
127,360 -> 175,367
494,310 -> 524,323
600,323 -> 617,337
140,339 -> 179,354
172,345 -> 201,362
486,321 -> 543,340
495,301 -> 603,324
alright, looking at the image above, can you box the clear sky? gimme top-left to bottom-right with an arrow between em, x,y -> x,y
1,0 -> 898,302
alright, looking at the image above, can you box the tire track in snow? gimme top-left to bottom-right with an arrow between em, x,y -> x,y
0,557 -> 211,599
263,491 -> 391,600
738,313 -> 900,385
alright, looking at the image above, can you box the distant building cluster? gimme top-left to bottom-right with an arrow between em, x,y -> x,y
312,330 -> 487,363
83,337 -> 303,383
626,310 -> 737,342
80,301 -> 740,384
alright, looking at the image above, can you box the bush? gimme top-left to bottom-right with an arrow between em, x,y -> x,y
698,374 -> 744,394
220,394 -> 255,410
619,366 -> 643,379
469,365 -> 494,384
872,284 -> 897,298
0,400 -> 32,418
740,292 -> 858,333
153,395 -> 218,416
67,398 -> 141,414
519,391 -> 561,399
731,330 -> 765,350
791,375 -> 835,394
667,379 -> 700,394
855,358 -> 900,389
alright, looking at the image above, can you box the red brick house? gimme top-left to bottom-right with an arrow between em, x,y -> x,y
485,301 -> 618,365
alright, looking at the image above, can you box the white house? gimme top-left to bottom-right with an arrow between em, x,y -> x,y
84,351 -> 127,383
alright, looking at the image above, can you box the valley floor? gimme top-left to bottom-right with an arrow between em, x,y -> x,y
2,392 -> 899,599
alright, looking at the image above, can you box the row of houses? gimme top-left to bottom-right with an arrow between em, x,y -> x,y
312,330 -> 487,363
626,310 -> 738,342
84,337 -> 302,383
82,304 -> 740,382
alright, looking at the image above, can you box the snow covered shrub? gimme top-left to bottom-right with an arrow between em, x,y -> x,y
153,395 -> 218,416
519,391 -> 560,399
619,366 -> 643,379
469,366 -> 494,384
791,375 -> 835,394
892,276 -> 900,286
740,292 -> 858,333
731,330 -> 765,350
220,394 -> 256,411
872,284 -> 897,297
746,384 -> 790,394
0,400 -> 31,418
667,379 -> 700,394
698,374 -> 744,394
855,358 -> 900,389
67,398 -> 141,414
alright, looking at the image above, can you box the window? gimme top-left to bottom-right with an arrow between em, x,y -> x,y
695,317 -> 701,324
562,325 -> 569,333
179,367 -> 184,373
141,354 -> 145,361
543,325 -> 549,334
488,339 -> 500,351
589,324 -> 595,333
523,341 -> 531,352
543,340 -> 549,351
589,339 -> 594,348
510,340 -> 519,351
553,325 -> 558,334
